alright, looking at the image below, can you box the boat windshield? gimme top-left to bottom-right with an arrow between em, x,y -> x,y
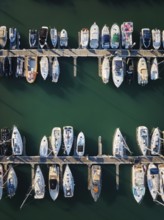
115,60 -> 123,74
50,179 -> 57,190
102,35 -> 109,43
112,33 -> 119,43
150,168 -> 159,175
78,145 -> 83,152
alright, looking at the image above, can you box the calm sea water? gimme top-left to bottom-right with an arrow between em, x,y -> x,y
0,0 -> 164,219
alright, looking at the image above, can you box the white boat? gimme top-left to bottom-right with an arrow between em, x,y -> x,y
152,29 -> 161,50
49,165 -> 59,201
63,165 -> 74,198
112,56 -> 124,88
147,163 -> 159,200
51,127 -> 62,156
141,28 -> 151,49
52,57 -> 60,83
121,22 -> 133,49
137,57 -> 148,86
158,164 -> 164,202
136,126 -> 149,156
39,136 -> 48,157
34,165 -> 45,199
150,127 -> 161,155
80,28 -> 89,48
101,56 -> 110,84
101,25 -> 110,49
113,128 -> 128,157
50,28 -> 58,48
76,131 -> 85,156
11,125 -> 23,156
63,126 -> 74,155
0,165 -> 3,200
89,22 -> 99,49
60,29 -> 68,48
0,26 -> 7,49
110,23 -> 120,49
90,165 -> 102,202
150,58 -> 159,80
40,56 -> 49,80
7,166 -> 18,198
162,30 -> 164,48
132,164 -> 146,204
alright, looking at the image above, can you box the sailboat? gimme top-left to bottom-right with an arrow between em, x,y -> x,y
112,56 -> 124,88
136,126 -> 149,156
101,25 -> 110,49
63,165 -> 75,198
7,166 -> 18,198
89,22 -> 99,49
0,26 -> 7,49
50,28 -> 58,48
147,163 -> 159,200
110,23 -> 120,49
34,165 -> 45,199
25,56 -> 38,83
49,165 -> 59,201
11,125 -> 23,156
158,164 -> 164,202
150,127 -> 161,155
39,136 -> 48,157
101,57 -> 110,84
121,22 -> 133,49
0,164 -> 3,200
80,28 -> 89,48
137,57 -> 148,86
60,29 -> 68,48
90,165 -> 102,202
29,29 -> 38,48
152,29 -> 161,50
52,57 -> 60,83
63,126 -> 74,155
51,127 -> 62,156
150,58 -> 159,80
76,131 -> 85,156
40,56 -> 49,80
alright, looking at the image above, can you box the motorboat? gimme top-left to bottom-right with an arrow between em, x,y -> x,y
9,27 -> 17,49
150,58 -> 159,80
39,136 -> 48,157
0,164 -> 3,200
150,127 -> 161,155
40,56 -> 49,80
63,126 -> 74,155
141,28 -> 151,48
101,56 -> 110,84
126,58 -> 134,84
7,166 -> 18,198
121,22 -> 133,49
101,24 -> 110,49
110,23 -> 120,49
60,29 -> 68,48
51,127 -> 62,156
63,165 -> 74,198
80,28 -> 89,48
38,26 -> 48,49
16,56 -> 24,77
147,163 -> 159,200
132,164 -> 146,203
29,29 -> 38,48
11,125 -> 23,156
89,22 -> 99,49
152,29 -> 161,49
25,56 -> 38,83
90,165 -> 102,202
137,57 -> 148,86
49,165 -> 59,201
0,26 -> 7,49
52,57 -> 60,83
76,131 -> 85,156
50,28 -> 58,48
34,165 -> 45,199
158,164 -> 164,202
112,56 -> 124,88
136,126 -> 149,156
4,57 -> 12,76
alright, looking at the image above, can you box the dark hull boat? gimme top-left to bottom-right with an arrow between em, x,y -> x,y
141,28 -> 151,49
39,26 -> 48,49
29,29 -> 38,48
4,57 -> 12,76
0,58 -> 4,77
126,58 -> 135,84
9,28 -> 17,49
16,57 -> 24,77
0,128 -> 12,156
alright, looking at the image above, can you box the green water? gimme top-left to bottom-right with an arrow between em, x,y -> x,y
0,0 -> 164,219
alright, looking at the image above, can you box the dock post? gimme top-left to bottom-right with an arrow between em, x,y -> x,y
98,136 -> 102,156
88,165 -> 91,190
59,164 -> 63,189
31,164 -> 35,189
116,164 -> 120,191
73,57 -> 77,77
98,57 -> 102,77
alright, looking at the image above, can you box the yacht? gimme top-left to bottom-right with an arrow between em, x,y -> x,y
141,28 -> 151,48
150,58 -> 159,80
152,29 -> 161,49
29,29 -> 38,48
150,127 -> 161,155
126,58 -> 134,84
137,57 -> 148,85
80,28 -> 89,48
51,127 -> 62,156
39,136 -> 48,157
132,164 -> 146,203
25,56 -> 38,83
40,56 -> 49,80
0,26 -> 7,49
101,25 -> 110,49
34,165 -> 45,199
110,23 -> 120,49
0,164 -> 3,200
50,28 -> 58,48
101,56 -> 110,84
147,163 -> 159,200
11,125 -> 23,156
16,56 -> 24,77
52,57 -> 60,83
90,165 -> 102,202
158,164 -> 164,202
60,29 -> 68,48
121,22 -> 133,49
63,126 -> 74,155
7,166 -> 18,198
89,22 -> 99,49
136,126 -> 149,156
63,165 -> 75,198
112,56 -> 124,88
9,27 -> 17,49
76,131 -> 85,156
49,165 -> 59,201
38,26 -> 48,49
